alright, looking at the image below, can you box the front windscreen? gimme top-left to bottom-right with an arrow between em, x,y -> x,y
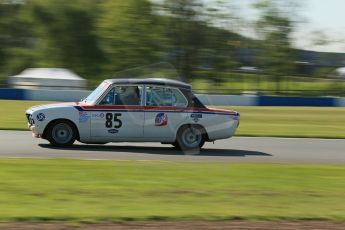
84,81 -> 109,104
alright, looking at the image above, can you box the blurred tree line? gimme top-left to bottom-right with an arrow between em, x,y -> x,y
0,0 -> 317,90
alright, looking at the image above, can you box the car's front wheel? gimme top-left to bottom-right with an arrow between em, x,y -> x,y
176,125 -> 205,154
46,120 -> 77,147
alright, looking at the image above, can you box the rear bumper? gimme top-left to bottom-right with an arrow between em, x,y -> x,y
206,120 -> 239,141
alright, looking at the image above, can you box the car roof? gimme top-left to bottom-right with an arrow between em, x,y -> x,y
104,78 -> 192,90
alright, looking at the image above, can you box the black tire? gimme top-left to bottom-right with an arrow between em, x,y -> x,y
46,120 -> 77,147
176,125 -> 205,154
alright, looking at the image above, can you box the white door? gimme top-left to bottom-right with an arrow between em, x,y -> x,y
90,85 -> 144,140
144,86 -> 188,140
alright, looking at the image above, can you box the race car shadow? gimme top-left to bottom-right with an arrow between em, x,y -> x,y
39,144 -> 271,157
200,149 -> 271,157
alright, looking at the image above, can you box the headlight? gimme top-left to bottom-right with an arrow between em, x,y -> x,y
26,113 -> 35,125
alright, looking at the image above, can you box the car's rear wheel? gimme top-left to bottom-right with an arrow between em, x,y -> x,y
176,125 -> 205,154
46,120 -> 77,147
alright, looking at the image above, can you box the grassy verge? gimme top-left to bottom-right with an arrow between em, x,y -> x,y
0,100 -> 54,130
227,106 -> 345,139
1,100 -> 345,138
0,159 -> 344,222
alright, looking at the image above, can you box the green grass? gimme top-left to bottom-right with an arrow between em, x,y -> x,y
0,100 -> 54,130
227,106 -> 345,139
1,100 -> 345,138
0,159 -> 344,222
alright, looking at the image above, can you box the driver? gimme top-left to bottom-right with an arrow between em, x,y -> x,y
119,86 -> 140,105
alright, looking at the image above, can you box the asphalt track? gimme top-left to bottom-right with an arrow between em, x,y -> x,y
0,130 -> 344,163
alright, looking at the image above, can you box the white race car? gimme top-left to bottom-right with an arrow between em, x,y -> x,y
26,78 -> 240,152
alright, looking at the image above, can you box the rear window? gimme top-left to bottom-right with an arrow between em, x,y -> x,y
146,86 -> 188,107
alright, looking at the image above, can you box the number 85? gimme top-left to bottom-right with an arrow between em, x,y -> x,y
105,113 -> 122,129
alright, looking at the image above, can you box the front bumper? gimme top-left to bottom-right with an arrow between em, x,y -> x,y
26,113 -> 42,138
28,123 -> 41,138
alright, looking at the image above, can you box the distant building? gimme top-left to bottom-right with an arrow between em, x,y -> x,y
8,68 -> 87,90
335,67 -> 345,79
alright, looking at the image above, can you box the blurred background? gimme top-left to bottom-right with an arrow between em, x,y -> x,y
0,0 -> 345,96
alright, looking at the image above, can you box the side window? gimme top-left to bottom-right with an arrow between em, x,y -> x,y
146,86 -> 187,107
114,86 -> 142,105
99,86 -> 142,105
171,88 -> 188,107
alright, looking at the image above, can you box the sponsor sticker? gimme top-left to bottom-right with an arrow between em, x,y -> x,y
155,113 -> 168,126
108,129 -> 119,134
79,111 -> 90,122
36,113 -> 46,122
92,113 -> 105,118
191,113 -> 202,122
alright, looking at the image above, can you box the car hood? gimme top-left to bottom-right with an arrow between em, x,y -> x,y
26,102 -> 81,114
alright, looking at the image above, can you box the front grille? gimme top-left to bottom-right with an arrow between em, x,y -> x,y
26,113 -> 35,125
